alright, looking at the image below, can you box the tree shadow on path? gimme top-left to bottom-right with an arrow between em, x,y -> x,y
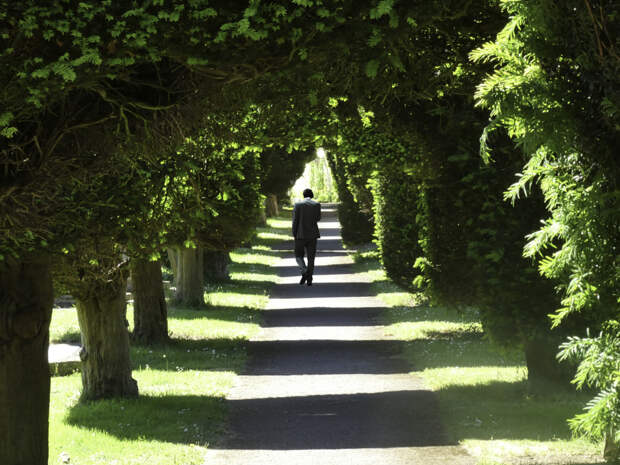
244,339 -> 408,375
213,206 -> 459,454
220,390 -> 453,450
260,307 -> 384,327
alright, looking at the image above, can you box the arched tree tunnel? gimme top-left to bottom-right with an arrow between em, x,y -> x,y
1,1 -> 618,464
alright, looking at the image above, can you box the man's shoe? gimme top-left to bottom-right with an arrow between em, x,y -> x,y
306,275 -> 313,286
299,273 -> 307,285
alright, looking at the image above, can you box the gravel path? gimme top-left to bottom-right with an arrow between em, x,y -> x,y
206,205 -> 473,465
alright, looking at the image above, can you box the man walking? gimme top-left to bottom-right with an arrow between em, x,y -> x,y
292,188 -> 321,286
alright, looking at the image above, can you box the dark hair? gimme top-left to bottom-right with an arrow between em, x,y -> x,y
303,188 -> 314,198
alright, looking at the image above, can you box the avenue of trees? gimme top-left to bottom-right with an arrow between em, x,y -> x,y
0,1 -> 618,464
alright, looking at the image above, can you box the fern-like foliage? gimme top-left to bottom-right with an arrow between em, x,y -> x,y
559,322 -> 620,447
473,0 -> 620,451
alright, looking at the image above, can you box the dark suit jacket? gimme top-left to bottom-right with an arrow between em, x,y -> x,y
292,198 -> 321,239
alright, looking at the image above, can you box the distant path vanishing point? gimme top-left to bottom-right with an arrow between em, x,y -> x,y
205,204 -> 473,465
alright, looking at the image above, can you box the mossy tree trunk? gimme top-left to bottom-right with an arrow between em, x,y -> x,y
0,258 -> 53,465
167,248 -> 179,285
75,271 -> 138,401
130,258 -> 168,344
265,193 -> 279,217
604,428 -> 620,463
170,247 -> 204,307
204,250 -> 231,282
257,208 -> 267,226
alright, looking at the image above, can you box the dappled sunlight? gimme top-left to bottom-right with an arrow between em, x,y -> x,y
350,241 -> 604,464
46,204 -> 601,465
264,218 -> 291,230
46,209 -> 292,465
376,291 -> 422,308
355,267 -> 389,284
256,230 -> 290,241
463,439 -> 602,465
229,271 -> 278,283
381,303 -> 484,341
421,366 -> 527,391
167,315 -> 260,341
386,320 -> 483,341
49,346 -> 241,464
230,247 -> 283,262
205,290 -> 268,308
166,302 -> 262,341
380,297 -> 484,343
401,338 -> 522,370
208,205 -> 478,465
417,370 -> 601,462
135,370 -> 236,397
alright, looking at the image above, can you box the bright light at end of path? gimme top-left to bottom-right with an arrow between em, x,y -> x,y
317,147 -> 326,158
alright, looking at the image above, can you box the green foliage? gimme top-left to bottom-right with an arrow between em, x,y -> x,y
306,153 -> 339,202
558,321 -> 620,458
174,134 -> 264,252
359,250 -> 601,463
259,146 -> 316,200
325,147 -> 374,244
324,0 -> 577,384
291,151 -> 339,202
0,0 -> 403,262
350,248 -> 600,463
3,0 -> 619,457
473,0 -> 619,325
473,0 -> 620,443
47,223 -> 283,464
370,169 -> 422,289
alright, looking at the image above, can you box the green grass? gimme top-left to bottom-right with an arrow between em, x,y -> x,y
352,248 -> 604,465
48,216 -> 289,465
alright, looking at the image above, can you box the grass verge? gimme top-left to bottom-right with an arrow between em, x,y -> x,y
352,246 -> 604,465
48,215 -> 290,465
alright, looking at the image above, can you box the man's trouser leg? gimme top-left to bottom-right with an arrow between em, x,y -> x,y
305,239 -> 317,277
295,239 -> 307,275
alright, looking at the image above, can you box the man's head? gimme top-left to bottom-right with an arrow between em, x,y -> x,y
303,188 -> 314,199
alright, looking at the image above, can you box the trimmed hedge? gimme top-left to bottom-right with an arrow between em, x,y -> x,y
370,168 -> 423,289
417,129 -> 585,382
325,149 -> 374,245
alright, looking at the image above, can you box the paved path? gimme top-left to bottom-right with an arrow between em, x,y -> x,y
206,205 -> 473,465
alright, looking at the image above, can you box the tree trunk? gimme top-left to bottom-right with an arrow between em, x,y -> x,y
604,427 -> 620,463
75,272 -> 138,401
257,208 -> 267,226
265,193 -> 279,217
167,248 -> 179,287
524,337 -> 571,385
0,258 -> 53,465
173,247 -> 204,307
204,250 -> 231,282
130,258 -> 168,344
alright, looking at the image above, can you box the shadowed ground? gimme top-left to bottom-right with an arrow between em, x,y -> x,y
206,204 -> 473,465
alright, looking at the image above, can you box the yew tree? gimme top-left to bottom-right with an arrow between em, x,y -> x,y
0,2 -> 373,463
472,0 -> 620,454
324,0 -> 586,383
167,130 -> 263,307
259,145 -> 316,216
6,1 -> 595,463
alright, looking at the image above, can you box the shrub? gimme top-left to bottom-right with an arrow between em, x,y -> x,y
370,168 -> 422,289
325,148 -> 374,244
